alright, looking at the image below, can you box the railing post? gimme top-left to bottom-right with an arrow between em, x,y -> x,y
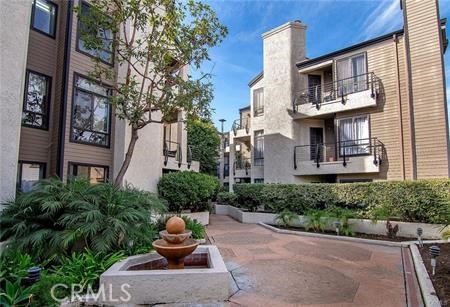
187,145 -> 192,169
177,143 -> 182,168
293,96 -> 297,114
294,147 -> 297,170
371,72 -> 375,98
342,141 -> 347,167
163,141 -> 168,166
315,143 -> 320,168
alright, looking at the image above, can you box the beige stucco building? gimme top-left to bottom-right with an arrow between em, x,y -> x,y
220,0 -> 449,189
0,0 -> 198,202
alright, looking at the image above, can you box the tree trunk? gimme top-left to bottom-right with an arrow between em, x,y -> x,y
114,127 -> 139,186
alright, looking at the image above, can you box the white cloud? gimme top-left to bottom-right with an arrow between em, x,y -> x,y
357,0 -> 402,41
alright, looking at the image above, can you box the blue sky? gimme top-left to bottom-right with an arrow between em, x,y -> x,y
198,0 -> 450,132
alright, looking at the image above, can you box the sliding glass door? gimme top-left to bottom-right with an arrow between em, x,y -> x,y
336,53 -> 367,95
339,115 -> 369,155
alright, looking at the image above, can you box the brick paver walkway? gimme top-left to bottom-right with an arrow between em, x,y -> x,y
206,215 -> 407,307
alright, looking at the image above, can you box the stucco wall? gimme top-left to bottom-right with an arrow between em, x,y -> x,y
0,0 -> 32,203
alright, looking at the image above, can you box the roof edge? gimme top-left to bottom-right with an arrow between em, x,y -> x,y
248,71 -> 263,87
296,29 -> 405,69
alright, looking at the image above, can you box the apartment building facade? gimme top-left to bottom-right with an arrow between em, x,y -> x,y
0,0 -> 198,202
220,0 -> 449,189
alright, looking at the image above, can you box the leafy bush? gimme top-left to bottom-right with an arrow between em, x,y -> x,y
158,171 -> 219,212
0,250 -> 35,284
275,209 -> 298,228
304,210 -> 328,232
216,192 -> 237,206
233,184 -> 264,212
0,279 -> 34,307
52,250 -> 125,291
155,215 -> 205,239
0,178 -> 165,260
233,179 -> 450,224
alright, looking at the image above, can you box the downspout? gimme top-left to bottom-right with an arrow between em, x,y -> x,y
56,1 -> 73,178
401,0 -> 418,180
393,34 -> 406,180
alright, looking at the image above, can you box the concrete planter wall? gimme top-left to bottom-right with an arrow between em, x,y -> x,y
214,204 -> 444,239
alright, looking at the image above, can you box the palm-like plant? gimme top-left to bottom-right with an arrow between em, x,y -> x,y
275,209 -> 299,228
0,178 -> 165,260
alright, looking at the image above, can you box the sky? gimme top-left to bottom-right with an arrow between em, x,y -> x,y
196,0 -> 450,132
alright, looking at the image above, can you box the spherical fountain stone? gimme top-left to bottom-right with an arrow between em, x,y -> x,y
152,216 -> 199,269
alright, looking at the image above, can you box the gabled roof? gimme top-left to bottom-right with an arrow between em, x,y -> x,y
248,71 -> 263,87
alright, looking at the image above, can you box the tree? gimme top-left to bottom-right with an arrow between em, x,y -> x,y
75,0 -> 227,185
187,118 -> 220,175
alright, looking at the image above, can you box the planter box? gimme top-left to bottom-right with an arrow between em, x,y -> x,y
214,204 -> 444,239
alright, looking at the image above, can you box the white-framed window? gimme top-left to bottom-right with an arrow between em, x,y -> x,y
253,88 -> 264,116
338,115 -> 369,156
254,130 -> 264,166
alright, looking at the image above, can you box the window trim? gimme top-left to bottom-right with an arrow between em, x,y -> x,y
30,0 -> 58,39
75,0 -> 114,66
22,69 -> 52,130
253,129 -> 264,166
17,160 -> 46,191
68,161 -> 109,183
70,72 -> 112,148
253,87 -> 264,117
337,114 -> 371,157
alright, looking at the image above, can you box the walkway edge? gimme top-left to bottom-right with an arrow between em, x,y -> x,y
259,222 -> 409,247
410,244 -> 442,307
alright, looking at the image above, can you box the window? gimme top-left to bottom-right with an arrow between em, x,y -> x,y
254,178 -> 264,184
254,130 -> 264,166
17,161 -> 45,192
71,75 -> 111,147
253,88 -> 264,116
336,53 -> 367,95
77,1 -> 113,64
31,0 -> 57,37
68,163 -> 108,184
338,115 -> 369,156
22,70 -> 51,129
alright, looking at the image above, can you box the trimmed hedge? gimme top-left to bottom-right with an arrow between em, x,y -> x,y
216,192 -> 237,206
158,171 -> 219,212
232,179 -> 450,224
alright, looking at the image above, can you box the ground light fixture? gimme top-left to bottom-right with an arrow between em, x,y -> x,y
429,245 -> 440,276
416,227 -> 423,247
26,266 -> 41,284
334,221 -> 341,236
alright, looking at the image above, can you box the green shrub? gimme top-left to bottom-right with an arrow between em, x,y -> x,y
155,215 -> 205,239
304,210 -> 329,232
0,250 -> 35,283
233,184 -> 264,212
232,179 -> 450,224
0,178 -> 165,259
275,209 -> 298,228
216,192 -> 237,206
0,279 -> 34,307
158,171 -> 219,212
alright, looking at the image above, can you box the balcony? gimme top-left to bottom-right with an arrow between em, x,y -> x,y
232,117 -> 250,138
234,157 -> 251,178
293,137 -> 384,175
162,140 -> 199,171
293,72 -> 380,118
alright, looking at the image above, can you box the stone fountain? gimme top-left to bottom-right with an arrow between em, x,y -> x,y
99,216 -> 231,305
152,216 -> 199,269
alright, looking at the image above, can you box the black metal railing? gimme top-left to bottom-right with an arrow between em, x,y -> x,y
163,140 -> 181,167
293,72 -> 380,112
187,145 -> 201,169
232,116 -> 250,136
293,137 -> 385,169
233,157 -> 251,176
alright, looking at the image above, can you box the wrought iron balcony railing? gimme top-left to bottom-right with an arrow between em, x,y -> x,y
233,157 -> 251,176
163,140 -> 181,167
294,137 -> 385,170
293,72 -> 380,112
232,116 -> 250,136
